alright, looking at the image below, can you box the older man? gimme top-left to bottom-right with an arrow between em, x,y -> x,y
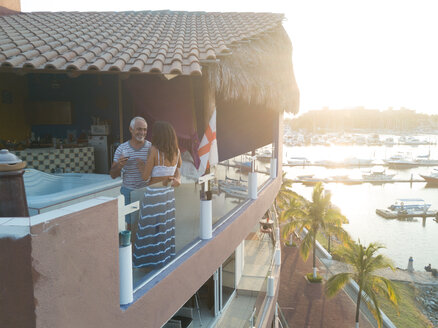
110,117 -> 150,229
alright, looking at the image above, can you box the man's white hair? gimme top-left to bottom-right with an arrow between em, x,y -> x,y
130,117 -> 147,129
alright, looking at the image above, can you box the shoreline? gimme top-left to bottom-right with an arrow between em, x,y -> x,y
321,258 -> 438,285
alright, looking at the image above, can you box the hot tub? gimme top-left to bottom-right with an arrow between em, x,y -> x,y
24,169 -> 122,215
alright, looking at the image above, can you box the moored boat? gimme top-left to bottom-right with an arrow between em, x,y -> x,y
420,169 -> 438,185
388,198 -> 431,214
288,156 -> 310,165
384,153 -> 418,169
362,167 -> 395,182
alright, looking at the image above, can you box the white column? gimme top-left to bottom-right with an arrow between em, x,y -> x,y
200,199 -> 212,239
275,246 -> 281,266
248,172 -> 258,199
267,276 -> 275,297
270,158 -> 277,179
275,227 -> 280,242
119,244 -> 133,305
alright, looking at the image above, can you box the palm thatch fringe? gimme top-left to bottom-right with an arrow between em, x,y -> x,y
207,25 -> 300,113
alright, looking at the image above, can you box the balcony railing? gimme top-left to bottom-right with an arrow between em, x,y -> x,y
119,143 -> 278,297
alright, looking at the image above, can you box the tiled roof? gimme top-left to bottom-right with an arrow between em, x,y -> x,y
0,11 -> 284,76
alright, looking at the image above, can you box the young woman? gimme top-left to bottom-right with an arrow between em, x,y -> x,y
133,121 -> 181,269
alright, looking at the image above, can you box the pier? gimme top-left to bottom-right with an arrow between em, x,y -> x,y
376,208 -> 438,220
292,178 -> 425,185
284,162 -> 438,168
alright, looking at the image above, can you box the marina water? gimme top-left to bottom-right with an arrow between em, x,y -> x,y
284,137 -> 438,270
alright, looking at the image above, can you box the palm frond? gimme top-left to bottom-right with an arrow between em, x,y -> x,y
325,273 -> 352,297
372,276 -> 400,307
300,232 -> 313,260
363,284 -> 383,328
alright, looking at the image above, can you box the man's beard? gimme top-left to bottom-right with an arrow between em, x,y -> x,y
135,135 -> 145,142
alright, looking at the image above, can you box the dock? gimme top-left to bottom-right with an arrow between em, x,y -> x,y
284,162 -> 438,168
292,178 -> 425,185
376,208 -> 438,220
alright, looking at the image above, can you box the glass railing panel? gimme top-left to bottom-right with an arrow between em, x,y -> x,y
127,147 -> 276,289
253,276 -> 268,326
211,154 -> 249,225
129,179 -> 201,288
277,303 -> 291,328
255,144 -> 274,190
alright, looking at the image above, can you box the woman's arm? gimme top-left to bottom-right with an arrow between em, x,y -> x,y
137,146 -> 156,181
169,149 -> 182,187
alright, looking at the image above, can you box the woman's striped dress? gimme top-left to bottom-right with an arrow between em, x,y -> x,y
133,185 -> 176,268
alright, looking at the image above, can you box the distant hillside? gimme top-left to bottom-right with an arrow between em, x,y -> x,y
286,108 -> 438,133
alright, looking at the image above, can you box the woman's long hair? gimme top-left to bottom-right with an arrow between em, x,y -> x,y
151,121 -> 179,162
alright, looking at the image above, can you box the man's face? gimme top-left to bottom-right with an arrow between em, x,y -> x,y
130,119 -> 147,142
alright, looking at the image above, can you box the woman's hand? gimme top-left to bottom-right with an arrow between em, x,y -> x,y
136,158 -> 146,176
168,176 -> 181,187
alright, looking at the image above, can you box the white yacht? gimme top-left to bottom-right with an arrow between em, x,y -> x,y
384,153 -> 418,169
414,153 -> 438,166
362,167 -> 395,182
419,169 -> 438,185
287,156 -> 310,165
388,198 -> 431,214
343,157 -> 373,167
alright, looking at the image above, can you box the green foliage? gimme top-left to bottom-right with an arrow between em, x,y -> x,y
286,108 -> 437,133
377,282 -> 433,328
306,273 -> 323,283
279,182 -> 350,278
325,240 -> 400,328
284,240 -> 297,247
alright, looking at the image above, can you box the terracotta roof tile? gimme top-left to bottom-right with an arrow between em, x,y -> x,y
0,10 -> 284,75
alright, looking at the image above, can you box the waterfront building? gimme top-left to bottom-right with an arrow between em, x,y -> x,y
0,6 -> 299,328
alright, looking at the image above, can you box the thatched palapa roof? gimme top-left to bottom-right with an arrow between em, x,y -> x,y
0,10 -> 299,113
208,26 -> 299,113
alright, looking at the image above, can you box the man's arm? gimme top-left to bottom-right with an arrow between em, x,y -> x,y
110,156 -> 128,179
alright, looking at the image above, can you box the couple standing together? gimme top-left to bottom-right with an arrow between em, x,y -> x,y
110,117 -> 181,268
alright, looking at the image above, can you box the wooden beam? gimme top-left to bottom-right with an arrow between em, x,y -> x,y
201,67 -> 216,198
202,67 -> 215,130
118,75 -> 123,144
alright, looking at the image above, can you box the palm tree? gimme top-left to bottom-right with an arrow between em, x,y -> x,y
276,171 -> 300,212
325,240 -> 400,328
281,182 -> 349,278
276,171 -> 305,245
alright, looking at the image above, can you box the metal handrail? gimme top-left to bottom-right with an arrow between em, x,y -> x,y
276,303 -> 290,328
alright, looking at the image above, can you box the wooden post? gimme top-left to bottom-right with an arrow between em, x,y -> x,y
201,67 -> 216,200
118,75 -> 124,144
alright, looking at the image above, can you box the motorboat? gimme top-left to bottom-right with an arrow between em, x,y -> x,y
419,169 -> 438,185
414,153 -> 438,166
287,156 -> 310,166
256,149 -> 272,162
343,157 -> 373,167
297,174 -> 314,179
383,137 -> 395,146
388,198 -> 431,215
233,159 -> 252,173
384,153 -> 418,169
366,133 -> 381,145
362,167 -> 395,182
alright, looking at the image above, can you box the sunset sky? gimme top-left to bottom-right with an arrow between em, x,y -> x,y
21,0 -> 438,116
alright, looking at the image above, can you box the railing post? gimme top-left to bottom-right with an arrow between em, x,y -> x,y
267,276 -> 275,297
275,246 -> 281,266
200,198 -> 212,239
117,195 -> 139,306
270,158 -> 277,179
247,154 -> 258,199
248,172 -> 258,199
275,227 -> 280,242
199,173 -> 215,240
119,230 -> 133,305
